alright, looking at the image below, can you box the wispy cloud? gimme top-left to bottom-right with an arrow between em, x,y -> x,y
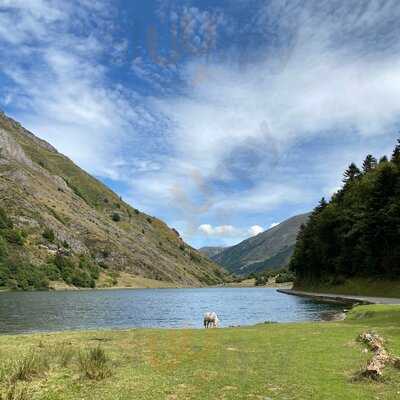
2,0 -> 400,247
198,223 -> 263,239
0,0 -> 151,176
145,0 -> 400,237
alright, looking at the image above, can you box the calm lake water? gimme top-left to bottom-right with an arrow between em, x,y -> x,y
0,287 -> 343,334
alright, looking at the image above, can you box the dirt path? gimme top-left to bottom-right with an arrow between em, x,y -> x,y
277,289 -> 400,305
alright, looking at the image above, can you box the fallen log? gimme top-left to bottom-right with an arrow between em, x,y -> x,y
359,332 -> 400,379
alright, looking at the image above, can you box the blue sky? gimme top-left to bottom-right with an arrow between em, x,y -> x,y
1,0 -> 400,248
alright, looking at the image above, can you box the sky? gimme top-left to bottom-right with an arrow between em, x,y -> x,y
1,0 -> 400,248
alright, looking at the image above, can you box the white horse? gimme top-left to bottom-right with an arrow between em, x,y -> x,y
204,312 -> 219,328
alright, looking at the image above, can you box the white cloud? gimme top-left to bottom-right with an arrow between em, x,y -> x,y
198,223 -> 264,239
198,224 -> 238,237
269,222 -> 279,229
143,0 -> 400,234
2,0 -> 400,248
249,225 -> 263,236
0,0 -> 158,177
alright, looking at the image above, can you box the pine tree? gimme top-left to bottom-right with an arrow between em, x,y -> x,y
362,155 -> 377,173
379,155 -> 388,164
315,197 -> 328,213
391,139 -> 400,165
343,163 -> 360,183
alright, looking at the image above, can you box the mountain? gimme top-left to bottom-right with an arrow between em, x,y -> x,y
0,111 -> 226,290
199,246 -> 226,258
212,213 -> 310,276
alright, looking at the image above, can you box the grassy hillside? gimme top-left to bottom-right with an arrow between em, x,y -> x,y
213,213 -> 310,276
0,111 -> 227,290
1,305 -> 400,399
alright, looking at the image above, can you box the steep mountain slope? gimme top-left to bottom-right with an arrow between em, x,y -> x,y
0,111 -> 226,289
199,246 -> 226,258
212,213 -> 310,276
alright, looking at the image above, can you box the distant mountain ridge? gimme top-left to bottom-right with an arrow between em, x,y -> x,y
199,246 -> 226,258
210,213 -> 310,276
0,111 -> 226,289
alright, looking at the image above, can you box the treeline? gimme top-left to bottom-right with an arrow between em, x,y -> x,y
249,268 -> 295,286
0,208 -> 100,290
290,140 -> 400,285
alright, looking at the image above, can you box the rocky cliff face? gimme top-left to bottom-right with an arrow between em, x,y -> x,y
0,112 -> 226,288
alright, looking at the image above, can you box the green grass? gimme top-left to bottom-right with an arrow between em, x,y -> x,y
296,278 -> 400,298
1,305 -> 400,399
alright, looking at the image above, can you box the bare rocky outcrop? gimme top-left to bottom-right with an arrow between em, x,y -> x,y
0,127 -> 33,167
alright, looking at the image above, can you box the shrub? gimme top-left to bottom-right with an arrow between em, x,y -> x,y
101,249 -> 110,258
112,213 -> 121,222
0,208 -> 13,229
78,346 -> 111,380
71,270 -> 95,288
46,255 -> 99,288
276,270 -> 295,283
42,228 -> 55,243
55,344 -> 75,368
8,352 -> 49,383
4,229 -> 25,246
40,263 -> 61,281
0,236 -> 8,259
2,382 -> 30,400
79,256 -> 100,282
255,275 -> 267,286
53,254 -> 76,284
0,263 -> 49,290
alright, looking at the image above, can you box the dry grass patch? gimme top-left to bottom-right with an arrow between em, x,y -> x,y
78,346 -> 112,380
8,352 -> 49,384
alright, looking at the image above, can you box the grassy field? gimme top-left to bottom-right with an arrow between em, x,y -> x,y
1,305 -> 400,399
296,278 -> 400,298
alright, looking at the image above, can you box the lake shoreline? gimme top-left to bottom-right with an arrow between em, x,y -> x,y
277,288 -> 400,305
1,281 -> 293,293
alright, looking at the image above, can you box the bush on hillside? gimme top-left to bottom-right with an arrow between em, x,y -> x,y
253,267 -> 294,285
42,228 -> 55,243
0,236 -> 8,259
53,254 -> 98,288
111,213 -> 121,222
0,262 -> 49,290
79,255 -> 100,280
0,208 -> 13,229
4,229 -> 25,245
275,270 -> 295,283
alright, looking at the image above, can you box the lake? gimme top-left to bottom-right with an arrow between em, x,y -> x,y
0,287 -> 343,334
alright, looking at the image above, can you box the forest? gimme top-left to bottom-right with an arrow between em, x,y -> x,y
290,140 -> 400,286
